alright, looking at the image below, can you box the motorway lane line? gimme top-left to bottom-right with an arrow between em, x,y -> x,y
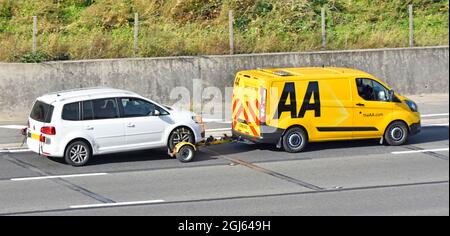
421,113 -> 449,118
392,148 -> 449,155
69,200 -> 165,209
0,125 -> 26,129
10,173 -> 109,181
206,128 -> 232,132
0,149 -> 31,153
422,123 -> 449,127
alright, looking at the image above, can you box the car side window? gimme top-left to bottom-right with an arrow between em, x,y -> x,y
356,78 -> 389,102
82,100 -> 95,120
92,98 -> 119,119
62,102 -> 80,121
120,98 -> 156,117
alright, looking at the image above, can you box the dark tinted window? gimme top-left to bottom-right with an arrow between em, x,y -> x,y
120,98 -> 155,117
82,100 -> 94,120
92,98 -> 118,119
62,102 -> 80,121
356,78 -> 389,102
30,101 -> 54,123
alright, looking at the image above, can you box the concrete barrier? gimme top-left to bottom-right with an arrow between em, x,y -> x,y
0,46 -> 448,121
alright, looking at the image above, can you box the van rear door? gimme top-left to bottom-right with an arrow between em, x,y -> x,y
232,74 -> 262,138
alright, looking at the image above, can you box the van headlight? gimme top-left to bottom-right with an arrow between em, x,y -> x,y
405,100 -> 418,112
192,115 -> 203,124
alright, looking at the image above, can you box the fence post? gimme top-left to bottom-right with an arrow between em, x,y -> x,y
32,16 -> 37,53
229,10 -> 234,55
408,4 -> 414,47
134,13 -> 139,56
321,7 -> 326,50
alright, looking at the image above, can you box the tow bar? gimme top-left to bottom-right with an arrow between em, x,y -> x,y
169,134 -> 235,162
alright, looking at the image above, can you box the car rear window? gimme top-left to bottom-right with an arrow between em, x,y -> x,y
30,100 -> 54,123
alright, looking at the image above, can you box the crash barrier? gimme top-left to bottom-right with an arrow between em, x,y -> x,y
0,46 -> 448,121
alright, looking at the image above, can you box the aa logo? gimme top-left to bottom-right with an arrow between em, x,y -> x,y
273,81 -> 320,119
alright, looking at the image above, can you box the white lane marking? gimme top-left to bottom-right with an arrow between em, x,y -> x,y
392,148 -> 449,155
0,125 -> 26,129
69,199 -> 165,209
206,128 -> 232,132
421,113 -> 449,118
10,173 -> 108,181
6,149 -> 30,153
422,123 -> 449,127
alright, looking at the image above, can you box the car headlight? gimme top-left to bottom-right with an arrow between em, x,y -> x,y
405,100 -> 418,112
192,115 -> 203,124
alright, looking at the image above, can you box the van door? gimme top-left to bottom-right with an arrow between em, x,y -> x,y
310,78 -> 354,140
81,98 -> 125,153
232,75 -> 262,138
352,78 -> 393,138
119,97 -> 169,148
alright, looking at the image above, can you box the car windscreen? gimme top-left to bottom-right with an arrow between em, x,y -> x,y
30,100 -> 54,123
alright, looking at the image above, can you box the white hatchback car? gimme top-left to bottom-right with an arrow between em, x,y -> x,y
26,87 -> 205,166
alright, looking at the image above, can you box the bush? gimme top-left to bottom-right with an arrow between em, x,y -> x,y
19,51 -> 50,63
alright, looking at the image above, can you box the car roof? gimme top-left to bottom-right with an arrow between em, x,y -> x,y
237,67 -> 374,81
36,87 -> 142,105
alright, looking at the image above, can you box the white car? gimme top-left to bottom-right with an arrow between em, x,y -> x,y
26,87 -> 205,166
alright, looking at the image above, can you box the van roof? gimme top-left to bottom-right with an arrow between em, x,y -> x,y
237,67 -> 374,81
37,87 -> 140,104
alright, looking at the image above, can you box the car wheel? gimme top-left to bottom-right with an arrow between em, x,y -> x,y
176,144 -> 195,163
384,121 -> 408,146
282,127 -> 308,153
168,127 -> 194,151
65,141 -> 91,167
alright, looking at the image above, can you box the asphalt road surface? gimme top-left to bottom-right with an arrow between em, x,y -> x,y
0,100 -> 448,216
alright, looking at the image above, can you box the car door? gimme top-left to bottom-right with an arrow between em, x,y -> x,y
352,78 -> 393,138
81,98 -> 125,153
119,97 -> 170,148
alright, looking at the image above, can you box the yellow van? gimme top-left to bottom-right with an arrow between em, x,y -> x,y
231,67 -> 420,152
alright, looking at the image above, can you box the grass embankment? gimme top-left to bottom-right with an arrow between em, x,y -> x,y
0,0 -> 448,62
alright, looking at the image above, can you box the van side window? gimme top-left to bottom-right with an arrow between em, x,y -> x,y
356,78 -> 389,102
62,102 -> 80,121
120,98 -> 154,117
92,98 -> 119,119
82,100 -> 94,120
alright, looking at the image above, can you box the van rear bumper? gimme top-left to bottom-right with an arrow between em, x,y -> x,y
232,125 -> 284,144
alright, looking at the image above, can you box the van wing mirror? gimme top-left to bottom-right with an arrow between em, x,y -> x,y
154,109 -> 161,116
388,90 -> 395,102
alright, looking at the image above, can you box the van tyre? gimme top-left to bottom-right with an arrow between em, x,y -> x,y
168,127 -> 194,151
384,121 -> 408,146
65,141 -> 91,167
282,127 -> 308,153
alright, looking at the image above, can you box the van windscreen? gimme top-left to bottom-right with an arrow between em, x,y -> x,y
30,100 -> 54,123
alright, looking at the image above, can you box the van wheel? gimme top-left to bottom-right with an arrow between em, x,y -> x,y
282,127 -> 308,153
168,127 -> 194,151
65,141 -> 91,167
384,121 -> 408,146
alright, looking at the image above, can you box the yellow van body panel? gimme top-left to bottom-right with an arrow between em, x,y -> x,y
232,67 -> 420,144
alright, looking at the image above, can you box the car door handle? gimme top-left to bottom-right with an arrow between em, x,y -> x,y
356,103 -> 365,107
127,124 -> 135,128
85,126 -> 94,130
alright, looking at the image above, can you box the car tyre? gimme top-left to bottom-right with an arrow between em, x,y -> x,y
64,141 -> 91,167
168,127 -> 194,151
282,127 -> 308,153
384,121 -> 408,146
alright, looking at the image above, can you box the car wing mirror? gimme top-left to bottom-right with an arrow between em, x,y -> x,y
154,110 -> 161,116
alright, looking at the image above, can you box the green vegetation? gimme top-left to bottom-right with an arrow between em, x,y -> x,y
0,0 -> 448,62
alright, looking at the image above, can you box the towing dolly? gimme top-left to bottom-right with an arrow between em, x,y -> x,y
169,134 -> 235,162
